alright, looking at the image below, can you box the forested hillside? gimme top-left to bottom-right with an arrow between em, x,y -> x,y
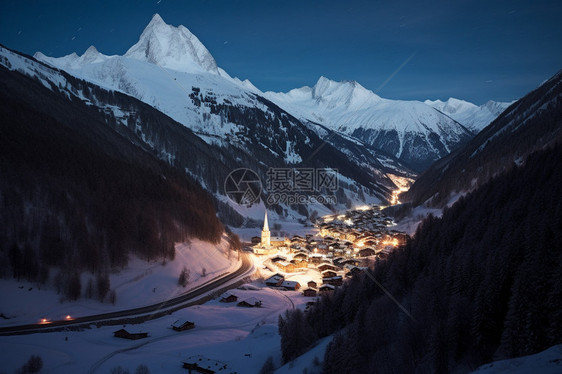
0,65 -> 224,295
279,142 -> 562,373
403,70 -> 562,207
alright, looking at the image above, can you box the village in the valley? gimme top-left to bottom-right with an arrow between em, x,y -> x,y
246,205 -> 410,301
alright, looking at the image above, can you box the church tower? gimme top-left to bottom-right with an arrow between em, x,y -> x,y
261,210 -> 271,248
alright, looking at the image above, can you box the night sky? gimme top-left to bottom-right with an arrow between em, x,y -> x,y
1,0 -> 561,104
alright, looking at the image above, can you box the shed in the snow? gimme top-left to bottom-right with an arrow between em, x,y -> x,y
172,319 -> 195,331
113,329 -> 148,340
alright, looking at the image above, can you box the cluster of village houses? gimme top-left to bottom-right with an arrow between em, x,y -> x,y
251,207 -> 409,298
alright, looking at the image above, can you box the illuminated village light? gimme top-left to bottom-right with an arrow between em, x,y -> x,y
382,238 -> 400,247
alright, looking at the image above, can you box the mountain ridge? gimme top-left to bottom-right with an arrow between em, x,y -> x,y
425,97 -> 514,132
403,69 -> 562,207
265,77 -> 475,171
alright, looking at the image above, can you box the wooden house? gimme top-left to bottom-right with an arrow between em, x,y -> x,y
321,270 -> 338,279
303,288 -> 317,297
358,247 -> 376,257
322,275 -> 343,287
310,255 -> 323,264
293,252 -> 308,261
264,274 -> 284,287
113,329 -> 148,340
276,261 -> 295,273
319,284 -> 336,293
281,280 -> 301,291
238,297 -> 262,307
307,280 -> 318,288
341,259 -> 360,267
318,263 -> 339,273
171,319 -> 195,331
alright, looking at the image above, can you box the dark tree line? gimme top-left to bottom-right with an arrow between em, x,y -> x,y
279,143 -> 562,373
0,63 -> 223,288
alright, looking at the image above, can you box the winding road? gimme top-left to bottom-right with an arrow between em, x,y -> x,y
0,252 -> 253,336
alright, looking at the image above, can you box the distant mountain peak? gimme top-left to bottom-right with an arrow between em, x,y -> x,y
311,76 -> 381,110
124,13 -> 219,74
147,12 -> 166,28
78,45 -> 106,64
425,97 -> 513,132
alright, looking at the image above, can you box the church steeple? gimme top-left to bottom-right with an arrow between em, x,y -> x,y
261,209 -> 270,248
263,210 -> 269,231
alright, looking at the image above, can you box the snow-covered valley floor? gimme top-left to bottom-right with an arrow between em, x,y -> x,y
0,281 -> 313,373
0,234 -> 326,374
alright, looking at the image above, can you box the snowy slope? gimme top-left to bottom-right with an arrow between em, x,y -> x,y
0,240 -> 238,327
265,77 -> 474,171
425,97 -> 513,132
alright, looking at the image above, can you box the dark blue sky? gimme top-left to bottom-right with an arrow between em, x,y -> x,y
1,0 -> 561,104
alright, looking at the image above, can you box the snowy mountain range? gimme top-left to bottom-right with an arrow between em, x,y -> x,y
33,14 -> 509,175
425,97 -> 514,132
264,78 -> 478,171
30,14 -> 419,212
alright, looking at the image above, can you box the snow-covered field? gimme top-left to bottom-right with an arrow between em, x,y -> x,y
0,239 -> 238,327
0,232 -> 334,374
0,281 -> 314,374
471,344 -> 562,374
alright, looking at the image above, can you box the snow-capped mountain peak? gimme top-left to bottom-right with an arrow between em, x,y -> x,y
311,76 -> 381,111
264,76 -> 473,171
78,45 -> 106,64
124,13 -> 219,74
